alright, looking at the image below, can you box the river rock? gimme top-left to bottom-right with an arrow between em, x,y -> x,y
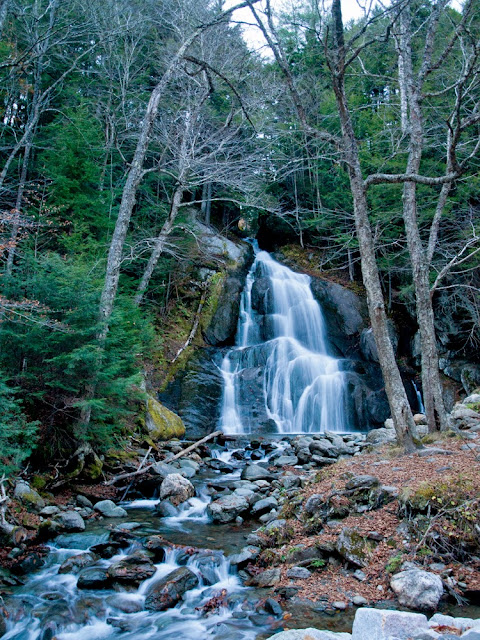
55,511 -> 85,532
390,569 -> 443,610
336,527 -> 367,567
94,500 -> 128,518
265,628 -> 351,640
159,474 -> 195,506
58,552 -> 97,574
351,607 -> 428,639
241,464 -> 273,481
107,551 -> 156,585
207,494 -> 249,523
229,546 -> 260,567
274,455 -> 298,467
144,567 -> 199,611
250,567 -> 281,587
155,500 -> 178,517
14,481 -> 45,511
251,496 -> 278,515
77,567 -> 111,589
310,439 -> 336,457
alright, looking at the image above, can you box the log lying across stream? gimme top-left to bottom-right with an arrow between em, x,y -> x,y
104,430 -> 223,486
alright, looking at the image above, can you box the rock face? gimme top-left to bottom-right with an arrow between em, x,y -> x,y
351,608 -> 429,640
390,569 -> 443,610
207,493 -> 249,523
159,473 -> 195,506
203,275 -> 244,346
146,395 -> 185,441
144,567 -> 199,611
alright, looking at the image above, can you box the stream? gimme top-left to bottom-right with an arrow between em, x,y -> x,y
1,439 -> 355,640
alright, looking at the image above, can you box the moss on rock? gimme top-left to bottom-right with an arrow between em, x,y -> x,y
146,396 -> 185,441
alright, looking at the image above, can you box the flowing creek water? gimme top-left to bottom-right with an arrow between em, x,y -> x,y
1,440 -> 355,640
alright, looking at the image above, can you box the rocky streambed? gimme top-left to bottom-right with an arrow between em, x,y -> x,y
2,408 -> 480,640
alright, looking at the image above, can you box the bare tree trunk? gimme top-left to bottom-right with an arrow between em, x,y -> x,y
201,182 -> 212,224
134,184 -> 185,305
396,4 -> 449,432
330,0 -> 419,451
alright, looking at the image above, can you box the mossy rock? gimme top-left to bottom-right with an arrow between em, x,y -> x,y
146,396 -> 185,441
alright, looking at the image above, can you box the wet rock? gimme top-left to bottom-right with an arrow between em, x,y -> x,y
144,567 -> 199,611
241,464 -> 273,481
14,481 -> 45,511
249,567 -> 281,587
286,567 -> 311,579
154,500 -> 178,517
204,275 -> 244,346
264,597 -> 283,616
89,542 -> 121,559
143,536 -> 168,561
58,552 -> 97,574
77,567 -> 111,589
251,496 -> 278,515
159,474 -> 195,506
336,527 -> 367,567
352,607 -> 428,639
106,595 -> 144,614
390,569 -> 443,610
11,552 -> 45,575
194,551 -> 225,585
55,510 -> 85,532
207,493 -> 249,523
229,546 -> 260,567
265,628 -> 351,639
345,475 -> 379,491
107,551 -> 156,585
94,500 -> 128,518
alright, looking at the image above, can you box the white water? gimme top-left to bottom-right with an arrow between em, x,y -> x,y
412,380 -> 426,414
220,243 -> 348,434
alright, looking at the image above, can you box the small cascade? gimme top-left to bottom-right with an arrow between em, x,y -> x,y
412,380 -> 426,414
219,242 -> 349,434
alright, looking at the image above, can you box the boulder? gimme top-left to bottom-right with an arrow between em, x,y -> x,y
159,474 -> 195,506
14,481 -> 45,511
229,546 -> 260,567
207,494 -> 249,523
107,551 -> 156,585
345,475 -> 379,491
286,567 -> 311,579
77,567 -> 111,589
144,567 -> 199,611
250,567 -> 281,587
94,500 -> 128,518
351,608 -> 428,640
55,511 -> 85,532
390,569 -> 443,610
265,629 -> 351,640
336,528 -> 367,567
241,464 -> 273,481
304,494 -> 324,515
366,427 -> 396,446
146,395 -> 185,441
59,553 -> 96,574
251,497 -> 278,515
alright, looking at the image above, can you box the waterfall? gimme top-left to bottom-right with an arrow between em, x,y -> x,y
412,380 -> 425,414
219,242 -> 349,434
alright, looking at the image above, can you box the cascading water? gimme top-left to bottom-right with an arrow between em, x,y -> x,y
219,242 -> 349,434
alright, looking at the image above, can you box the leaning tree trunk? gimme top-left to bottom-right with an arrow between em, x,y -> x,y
134,184 -> 185,305
397,4 -> 449,432
331,0 -> 419,451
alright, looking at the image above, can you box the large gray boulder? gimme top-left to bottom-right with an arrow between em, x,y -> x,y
336,528 -> 367,567
107,551 -> 156,585
159,474 -> 195,506
207,494 -> 249,523
14,481 -> 45,511
241,464 -> 273,481
144,567 -> 199,611
352,608 -> 429,640
55,510 -> 85,532
390,569 -> 443,610
94,500 -> 128,518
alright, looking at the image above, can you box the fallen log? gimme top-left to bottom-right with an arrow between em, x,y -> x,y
104,430 -> 222,486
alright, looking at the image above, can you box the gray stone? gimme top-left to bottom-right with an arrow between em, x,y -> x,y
55,511 -> 85,532
94,500 -> 128,518
429,613 -> 477,632
77,568 -> 111,589
274,455 -> 299,467
251,497 -> 278,515
366,428 -> 397,446
251,567 -> 281,587
345,475 -> 379,491
353,569 -> 366,582
155,500 -> 178,517
145,567 -> 199,611
59,552 -> 96,574
390,569 -> 443,610
310,439 -> 336,457
229,546 -> 260,567
241,464 -> 273,481
207,494 -> 249,523
304,493 -> 324,515
159,474 -> 195,506
286,566 -> 311,579
264,628 -> 351,640
282,475 -> 301,489
461,632 -> 480,640
107,551 -> 156,585
352,595 -> 367,606
412,631 -> 441,640
464,394 -> 480,405
40,506 -> 60,516
336,528 -> 367,567
352,608 -> 429,640
76,495 -> 93,509
14,481 -> 45,511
